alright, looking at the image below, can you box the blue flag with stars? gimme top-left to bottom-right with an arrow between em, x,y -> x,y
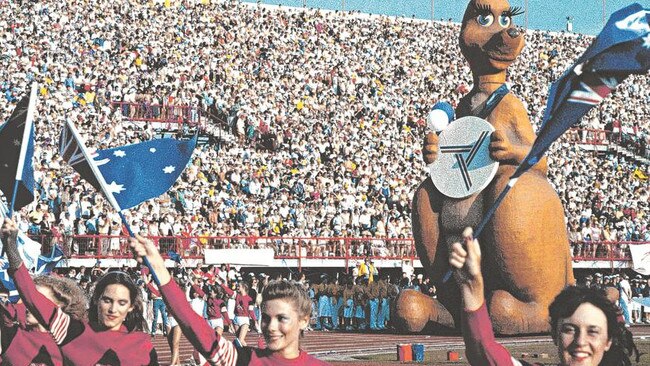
60,119 -> 197,211
512,3 -> 650,178
93,136 -> 197,210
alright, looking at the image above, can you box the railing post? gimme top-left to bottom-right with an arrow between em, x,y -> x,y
343,238 -> 350,274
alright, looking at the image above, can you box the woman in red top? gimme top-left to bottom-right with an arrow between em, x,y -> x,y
207,285 -> 233,337
0,275 -> 86,366
450,227 -> 632,366
129,234 -> 330,365
3,219 -> 158,366
234,282 -> 256,346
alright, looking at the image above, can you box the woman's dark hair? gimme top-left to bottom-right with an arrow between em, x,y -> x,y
549,286 -> 631,366
88,271 -> 145,332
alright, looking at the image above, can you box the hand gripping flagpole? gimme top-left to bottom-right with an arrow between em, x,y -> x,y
63,119 -> 162,287
9,83 -> 38,218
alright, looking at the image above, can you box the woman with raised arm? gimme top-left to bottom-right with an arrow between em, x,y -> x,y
2,219 -> 158,366
0,274 -> 87,366
450,227 -> 632,366
129,234 -> 330,365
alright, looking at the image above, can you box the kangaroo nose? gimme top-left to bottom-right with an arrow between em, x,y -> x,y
507,27 -> 521,38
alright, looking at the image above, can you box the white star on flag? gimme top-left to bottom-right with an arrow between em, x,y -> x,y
643,34 -> 650,49
113,150 -> 126,157
106,181 -> 126,194
150,148 -> 157,153
163,166 -> 176,174
13,139 -> 20,146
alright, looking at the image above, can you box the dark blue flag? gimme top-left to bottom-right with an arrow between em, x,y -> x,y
514,3 -> 650,177
167,250 -> 182,263
34,244 -> 64,275
60,119 -> 197,211
0,85 -> 37,211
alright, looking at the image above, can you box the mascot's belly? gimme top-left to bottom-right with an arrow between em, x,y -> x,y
440,193 -> 484,245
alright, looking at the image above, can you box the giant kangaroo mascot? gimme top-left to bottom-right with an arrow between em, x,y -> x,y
395,0 -> 575,335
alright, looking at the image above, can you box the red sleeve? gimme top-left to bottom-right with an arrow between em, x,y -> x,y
221,304 -> 231,326
220,283 -> 234,297
462,303 -> 516,366
147,282 -> 162,298
0,301 -> 19,327
160,278 -> 238,366
10,264 -> 77,345
247,295 -> 256,321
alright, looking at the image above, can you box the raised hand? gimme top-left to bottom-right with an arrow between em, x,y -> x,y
129,235 -> 172,286
1,219 -> 22,269
449,227 -> 484,311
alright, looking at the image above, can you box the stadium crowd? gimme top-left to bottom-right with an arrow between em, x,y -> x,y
0,0 -> 648,262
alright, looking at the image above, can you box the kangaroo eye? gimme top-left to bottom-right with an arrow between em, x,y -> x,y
499,15 -> 512,27
477,14 -> 494,27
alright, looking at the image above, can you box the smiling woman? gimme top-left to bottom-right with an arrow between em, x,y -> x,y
449,228 -> 633,366
128,234 -> 331,366
3,218 -> 158,366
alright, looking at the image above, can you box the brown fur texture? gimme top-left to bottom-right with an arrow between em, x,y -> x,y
395,0 -> 575,335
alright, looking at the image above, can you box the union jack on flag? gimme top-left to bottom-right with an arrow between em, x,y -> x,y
567,70 -> 622,106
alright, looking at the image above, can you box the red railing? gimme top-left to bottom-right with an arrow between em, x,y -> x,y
110,102 -> 202,129
565,128 -> 621,145
569,240 -> 645,261
28,234 -> 646,264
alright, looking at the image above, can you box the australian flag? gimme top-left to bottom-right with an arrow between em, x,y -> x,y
0,85 -> 37,211
59,119 -> 197,211
512,3 -> 650,179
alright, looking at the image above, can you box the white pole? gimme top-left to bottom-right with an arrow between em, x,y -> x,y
15,84 -> 38,181
431,0 -> 434,22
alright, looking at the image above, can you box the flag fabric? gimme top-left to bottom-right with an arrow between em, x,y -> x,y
33,244 -> 64,276
512,3 -> 649,178
59,119 -> 197,211
167,250 -> 182,263
0,202 -> 44,302
629,243 -> 650,275
0,85 -> 37,211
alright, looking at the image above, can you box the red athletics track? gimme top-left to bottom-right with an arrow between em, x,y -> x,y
151,326 -> 650,365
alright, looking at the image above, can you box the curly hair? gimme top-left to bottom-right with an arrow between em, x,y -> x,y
262,280 -> 312,319
88,271 -> 145,332
549,286 -> 631,366
33,275 -> 88,322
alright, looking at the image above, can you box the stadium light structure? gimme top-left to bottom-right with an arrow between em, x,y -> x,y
524,0 -> 528,30
431,0 -> 434,22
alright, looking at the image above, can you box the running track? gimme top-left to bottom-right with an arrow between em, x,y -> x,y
152,326 -> 650,365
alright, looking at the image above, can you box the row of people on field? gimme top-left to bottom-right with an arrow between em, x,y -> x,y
1,216 -> 646,365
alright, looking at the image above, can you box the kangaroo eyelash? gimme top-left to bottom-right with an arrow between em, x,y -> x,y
473,2 -> 492,15
503,6 -> 525,17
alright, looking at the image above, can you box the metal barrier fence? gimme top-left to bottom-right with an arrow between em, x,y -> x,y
27,234 -> 646,263
110,102 -> 202,130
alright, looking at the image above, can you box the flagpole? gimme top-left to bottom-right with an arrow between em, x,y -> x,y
9,83 -> 38,218
63,119 -> 162,286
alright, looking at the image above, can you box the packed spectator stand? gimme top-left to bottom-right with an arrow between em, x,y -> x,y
0,0 -> 648,269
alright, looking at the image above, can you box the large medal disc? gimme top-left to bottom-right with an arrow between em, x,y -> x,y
429,116 -> 499,199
